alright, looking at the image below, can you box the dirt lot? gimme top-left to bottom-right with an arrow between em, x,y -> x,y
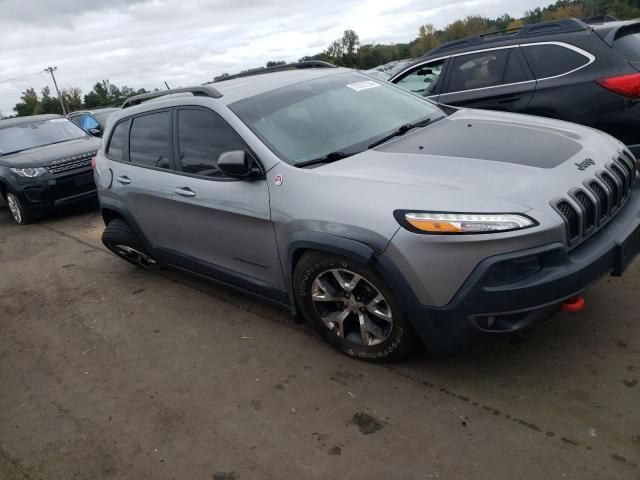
0,203 -> 638,480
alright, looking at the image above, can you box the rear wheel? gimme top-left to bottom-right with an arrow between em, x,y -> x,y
102,218 -> 157,269
294,252 -> 419,361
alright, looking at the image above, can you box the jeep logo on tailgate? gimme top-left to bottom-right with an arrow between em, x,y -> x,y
575,158 -> 595,171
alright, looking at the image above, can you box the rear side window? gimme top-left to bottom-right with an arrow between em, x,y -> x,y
106,121 -> 128,161
129,111 -> 172,169
447,49 -> 526,92
177,108 -> 246,178
522,44 -> 590,78
614,27 -> 640,62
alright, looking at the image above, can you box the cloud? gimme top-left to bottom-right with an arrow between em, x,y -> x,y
0,0 -> 543,115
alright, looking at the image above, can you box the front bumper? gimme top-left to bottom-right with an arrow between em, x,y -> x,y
11,168 -> 97,215
378,185 -> 640,352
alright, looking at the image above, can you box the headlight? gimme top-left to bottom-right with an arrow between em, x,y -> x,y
9,167 -> 48,178
396,211 -> 536,234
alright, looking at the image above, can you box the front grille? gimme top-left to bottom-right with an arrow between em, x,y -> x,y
45,151 -> 96,175
554,154 -> 636,247
574,191 -> 595,232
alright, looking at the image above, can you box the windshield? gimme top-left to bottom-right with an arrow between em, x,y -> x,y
229,72 -> 446,165
94,110 -> 116,127
614,27 -> 640,62
0,118 -> 87,156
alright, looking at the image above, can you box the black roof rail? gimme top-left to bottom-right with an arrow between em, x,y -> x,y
212,60 -> 336,83
583,15 -> 618,24
121,86 -> 222,109
426,18 -> 590,56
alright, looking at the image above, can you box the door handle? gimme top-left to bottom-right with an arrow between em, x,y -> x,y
175,187 -> 196,198
116,175 -> 131,185
497,96 -> 520,104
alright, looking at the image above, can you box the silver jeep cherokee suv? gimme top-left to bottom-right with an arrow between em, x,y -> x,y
95,62 -> 640,361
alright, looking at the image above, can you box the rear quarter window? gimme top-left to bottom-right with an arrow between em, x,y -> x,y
522,44 -> 591,78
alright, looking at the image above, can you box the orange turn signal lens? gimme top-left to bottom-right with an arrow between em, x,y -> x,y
406,218 -> 462,233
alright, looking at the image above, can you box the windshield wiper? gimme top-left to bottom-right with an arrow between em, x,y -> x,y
367,117 -> 432,150
295,151 -> 354,168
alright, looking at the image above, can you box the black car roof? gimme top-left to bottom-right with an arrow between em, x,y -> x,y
0,114 -> 63,129
418,18 -> 591,60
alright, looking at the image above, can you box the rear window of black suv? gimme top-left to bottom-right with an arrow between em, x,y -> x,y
522,44 -> 591,78
614,26 -> 640,62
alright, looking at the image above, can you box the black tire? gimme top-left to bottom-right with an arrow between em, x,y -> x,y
294,252 -> 420,362
4,191 -> 33,225
102,218 -> 157,269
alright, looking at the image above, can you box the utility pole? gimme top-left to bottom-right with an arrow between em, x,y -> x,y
44,66 -> 67,115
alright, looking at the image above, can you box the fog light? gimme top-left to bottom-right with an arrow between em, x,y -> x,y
486,255 -> 542,287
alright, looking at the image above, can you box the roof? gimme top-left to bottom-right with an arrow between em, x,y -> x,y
419,18 -> 592,61
68,107 -> 119,115
591,19 -> 640,46
0,114 -> 63,128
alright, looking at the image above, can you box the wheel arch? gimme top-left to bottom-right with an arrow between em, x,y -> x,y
99,198 -> 155,254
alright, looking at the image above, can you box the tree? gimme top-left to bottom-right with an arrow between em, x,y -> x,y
84,80 -> 146,108
62,88 -> 83,113
13,88 -> 40,117
40,86 -> 62,114
410,24 -> 439,57
266,60 -> 286,67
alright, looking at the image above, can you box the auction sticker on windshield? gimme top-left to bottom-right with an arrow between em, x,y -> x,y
346,80 -> 381,92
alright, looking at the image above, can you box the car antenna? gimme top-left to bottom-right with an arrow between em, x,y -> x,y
164,81 -> 170,90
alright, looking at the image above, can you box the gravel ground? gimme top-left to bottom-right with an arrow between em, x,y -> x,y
0,203 -> 638,479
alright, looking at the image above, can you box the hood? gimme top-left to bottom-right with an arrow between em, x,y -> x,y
0,137 -> 100,168
316,108 -> 625,212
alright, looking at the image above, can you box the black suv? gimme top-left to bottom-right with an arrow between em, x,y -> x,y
0,115 -> 100,224
389,18 -> 640,155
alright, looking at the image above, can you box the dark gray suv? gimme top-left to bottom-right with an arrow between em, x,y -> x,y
95,62 -> 640,361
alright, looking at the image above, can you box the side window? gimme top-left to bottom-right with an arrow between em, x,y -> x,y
79,114 -> 99,131
522,44 -> 590,78
448,50 -> 510,92
106,120 -> 128,161
503,49 -> 531,84
129,111 -> 172,169
69,115 -> 81,126
177,108 -> 247,178
394,60 -> 445,97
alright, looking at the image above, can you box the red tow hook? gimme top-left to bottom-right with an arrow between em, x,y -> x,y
562,295 -> 585,313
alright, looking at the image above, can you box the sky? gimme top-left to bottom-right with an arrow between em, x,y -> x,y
0,0 -> 545,116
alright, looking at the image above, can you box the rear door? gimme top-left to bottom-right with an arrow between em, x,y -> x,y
438,47 -> 535,111
107,109 -> 179,251
166,106 -> 283,289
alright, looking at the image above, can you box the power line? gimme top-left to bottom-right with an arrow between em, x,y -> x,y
0,71 -> 45,85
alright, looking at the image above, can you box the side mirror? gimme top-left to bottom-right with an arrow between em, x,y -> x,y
218,150 -> 261,179
87,128 -> 103,137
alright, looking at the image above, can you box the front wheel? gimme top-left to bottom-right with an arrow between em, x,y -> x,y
294,252 -> 419,361
5,192 -> 33,225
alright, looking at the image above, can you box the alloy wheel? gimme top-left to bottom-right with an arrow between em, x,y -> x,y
310,268 -> 393,347
112,244 -> 156,268
6,193 -> 23,224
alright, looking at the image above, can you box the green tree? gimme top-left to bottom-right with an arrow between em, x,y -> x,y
62,87 -> 83,113
13,88 -> 40,117
84,80 -> 146,108
40,86 -> 62,114
266,60 -> 286,67
410,24 -> 440,57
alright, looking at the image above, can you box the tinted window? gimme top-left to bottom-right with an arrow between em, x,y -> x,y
522,44 -> 590,78
614,28 -> 640,62
448,50 -> 510,92
129,111 -> 172,169
503,50 -> 531,84
107,121 -> 128,161
395,60 -> 445,97
177,109 -> 246,177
